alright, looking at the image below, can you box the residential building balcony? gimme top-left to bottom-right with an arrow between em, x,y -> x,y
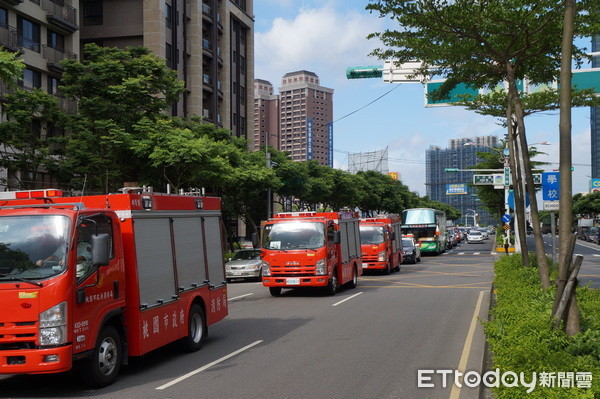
42,0 -> 79,33
42,44 -> 76,72
0,24 -> 20,52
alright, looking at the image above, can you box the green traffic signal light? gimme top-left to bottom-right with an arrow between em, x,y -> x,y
346,66 -> 383,79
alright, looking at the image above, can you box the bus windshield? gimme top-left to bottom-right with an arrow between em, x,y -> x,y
262,221 -> 325,250
403,209 -> 436,224
360,226 -> 384,244
0,215 -> 70,281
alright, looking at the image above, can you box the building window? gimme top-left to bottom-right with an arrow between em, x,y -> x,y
0,7 -> 7,29
47,30 -> 65,50
48,76 -> 59,95
165,3 -> 172,29
18,17 -> 40,52
22,68 -> 41,89
165,42 -> 172,68
232,0 -> 246,12
83,0 -> 103,26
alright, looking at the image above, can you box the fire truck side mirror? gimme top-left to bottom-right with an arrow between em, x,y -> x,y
91,233 -> 110,267
252,232 -> 260,249
332,231 -> 341,245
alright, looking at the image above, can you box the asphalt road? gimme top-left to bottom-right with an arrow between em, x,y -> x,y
526,234 -> 600,288
0,239 -> 496,399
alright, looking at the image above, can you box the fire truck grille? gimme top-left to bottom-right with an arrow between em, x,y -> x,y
362,255 -> 378,262
0,321 -> 38,349
272,265 -> 315,276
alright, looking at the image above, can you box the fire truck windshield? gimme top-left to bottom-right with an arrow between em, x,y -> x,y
359,226 -> 384,245
262,221 -> 325,250
0,215 -> 70,281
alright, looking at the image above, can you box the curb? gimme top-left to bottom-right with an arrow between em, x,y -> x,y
479,283 -> 496,399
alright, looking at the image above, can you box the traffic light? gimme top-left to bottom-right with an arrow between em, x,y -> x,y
346,66 -> 383,79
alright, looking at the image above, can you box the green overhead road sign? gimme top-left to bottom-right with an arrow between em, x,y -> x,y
346,66 -> 383,79
425,68 -> 600,107
474,173 -> 542,185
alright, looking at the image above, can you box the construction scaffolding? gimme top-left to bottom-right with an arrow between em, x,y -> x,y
348,148 -> 389,174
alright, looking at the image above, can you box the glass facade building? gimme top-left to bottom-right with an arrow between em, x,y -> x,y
426,137 -> 499,226
592,36 -> 600,178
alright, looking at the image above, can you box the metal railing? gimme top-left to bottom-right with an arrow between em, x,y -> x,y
42,45 -> 77,64
0,25 -> 20,51
42,0 -> 77,27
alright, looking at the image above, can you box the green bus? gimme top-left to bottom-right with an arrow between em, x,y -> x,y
401,208 -> 447,255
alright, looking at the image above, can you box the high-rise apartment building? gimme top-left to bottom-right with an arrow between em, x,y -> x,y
252,78 -> 278,150
0,0 -> 80,187
278,71 -> 333,166
591,35 -> 600,177
79,0 -> 254,138
426,136 -> 498,226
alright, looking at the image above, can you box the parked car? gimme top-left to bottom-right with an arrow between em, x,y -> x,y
225,249 -> 264,282
401,237 -> 421,264
467,230 -> 484,244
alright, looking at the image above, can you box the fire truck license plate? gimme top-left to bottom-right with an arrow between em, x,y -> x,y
286,278 -> 300,285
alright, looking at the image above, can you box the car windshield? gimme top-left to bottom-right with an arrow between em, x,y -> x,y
360,226 -> 384,245
470,231 -> 482,236
401,238 -> 414,247
262,221 -> 325,250
0,215 -> 70,281
231,250 -> 261,261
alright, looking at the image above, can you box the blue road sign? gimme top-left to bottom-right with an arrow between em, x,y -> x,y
542,172 -> 560,201
501,214 -> 511,223
507,190 -> 530,210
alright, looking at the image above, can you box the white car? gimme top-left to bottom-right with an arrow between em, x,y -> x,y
477,228 -> 490,239
467,231 -> 484,244
225,249 -> 264,282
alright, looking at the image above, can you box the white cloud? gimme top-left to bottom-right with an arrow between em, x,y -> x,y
254,4 -> 385,85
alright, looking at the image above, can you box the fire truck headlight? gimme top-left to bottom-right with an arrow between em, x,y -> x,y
378,250 -> 387,262
39,326 -> 67,346
315,259 -> 327,275
262,261 -> 271,276
39,302 -> 67,346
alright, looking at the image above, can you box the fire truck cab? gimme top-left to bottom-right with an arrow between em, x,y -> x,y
0,188 -> 227,387
259,211 -> 362,296
359,216 -> 403,274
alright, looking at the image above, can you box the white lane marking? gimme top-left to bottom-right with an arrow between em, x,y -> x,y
458,252 -> 465,255
473,252 -> 480,255
491,252 -> 497,255
227,293 -> 253,301
449,291 -> 485,399
332,292 -> 363,307
594,254 -> 600,257
156,340 -> 263,390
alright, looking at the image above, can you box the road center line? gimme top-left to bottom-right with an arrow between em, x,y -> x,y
449,290 -> 485,399
156,340 -> 263,390
228,293 -> 253,301
332,292 -> 363,307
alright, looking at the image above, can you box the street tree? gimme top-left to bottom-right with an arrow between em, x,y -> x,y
0,50 -> 25,87
0,90 -> 65,189
58,44 -> 185,192
366,0 -> 598,289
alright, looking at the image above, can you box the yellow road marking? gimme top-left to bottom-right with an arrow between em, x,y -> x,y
449,290 -> 485,399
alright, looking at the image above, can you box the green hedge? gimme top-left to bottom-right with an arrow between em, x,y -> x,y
485,254 -> 600,398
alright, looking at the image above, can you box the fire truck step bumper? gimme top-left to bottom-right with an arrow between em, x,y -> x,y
0,345 -> 72,374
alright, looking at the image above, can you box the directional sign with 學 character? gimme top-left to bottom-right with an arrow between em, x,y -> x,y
542,172 -> 560,201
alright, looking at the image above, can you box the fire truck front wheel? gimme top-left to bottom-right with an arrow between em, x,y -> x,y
79,325 -> 122,388
180,304 -> 207,352
325,273 -> 338,296
269,287 -> 282,297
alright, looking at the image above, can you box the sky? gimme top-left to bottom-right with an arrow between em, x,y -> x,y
253,0 -> 595,197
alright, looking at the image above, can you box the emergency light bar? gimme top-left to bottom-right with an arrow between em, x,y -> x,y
0,189 -> 63,200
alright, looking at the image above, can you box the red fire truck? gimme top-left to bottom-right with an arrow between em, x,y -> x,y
0,188 -> 227,387
359,216 -> 403,274
258,211 -> 362,296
